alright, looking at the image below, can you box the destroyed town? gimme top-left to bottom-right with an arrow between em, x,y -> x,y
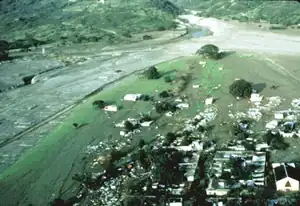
1,0 -> 300,206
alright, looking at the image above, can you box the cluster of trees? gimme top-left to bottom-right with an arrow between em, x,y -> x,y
151,148 -> 185,185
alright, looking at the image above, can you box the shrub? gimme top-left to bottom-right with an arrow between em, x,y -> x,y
144,66 -> 160,79
124,121 -> 135,132
229,79 -> 252,98
92,100 -> 105,108
139,94 -> 153,101
164,75 -> 175,83
139,139 -> 146,148
159,90 -> 170,98
155,101 -> 176,113
166,132 -> 177,144
196,44 -> 220,59
140,115 -> 152,123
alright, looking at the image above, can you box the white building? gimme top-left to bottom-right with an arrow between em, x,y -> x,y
103,105 -> 118,112
205,97 -> 214,105
250,93 -> 263,104
272,163 -> 300,192
123,94 -> 142,101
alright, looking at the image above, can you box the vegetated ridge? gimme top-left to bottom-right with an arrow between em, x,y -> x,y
0,0 -> 181,50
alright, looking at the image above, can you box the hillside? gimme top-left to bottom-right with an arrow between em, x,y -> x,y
171,0 -> 300,26
0,0 -> 181,49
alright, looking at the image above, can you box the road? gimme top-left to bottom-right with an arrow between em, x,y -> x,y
1,13 -> 300,206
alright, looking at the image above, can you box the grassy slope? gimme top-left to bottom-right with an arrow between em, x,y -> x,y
172,0 -> 300,26
0,0 -> 180,47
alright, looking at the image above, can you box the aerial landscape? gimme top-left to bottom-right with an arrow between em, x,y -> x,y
1,0 -> 300,205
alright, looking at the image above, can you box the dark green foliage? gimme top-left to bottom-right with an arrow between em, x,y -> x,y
138,149 -> 150,169
140,115 -> 152,123
159,90 -> 172,98
139,139 -> 146,148
155,101 -> 176,113
196,44 -> 220,59
166,132 -> 176,143
144,66 -> 160,79
92,100 -> 105,108
229,79 -> 252,98
124,121 -> 135,132
139,94 -> 153,101
263,131 -> 289,150
164,75 -> 175,83
152,149 -> 185,185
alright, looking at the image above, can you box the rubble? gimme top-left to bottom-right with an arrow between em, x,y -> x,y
266,120 -> 278,130
250,93 -> 263,105
247,108 -> 262,121
291,99 -> 300,109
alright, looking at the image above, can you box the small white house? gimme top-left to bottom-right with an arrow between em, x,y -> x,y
176,103 -> 189,109
205,97 -> 214,105
274,112 -> 284,120
272,163 -> 300,192
123,94 -> 142,101
140,121 -> 153,127
103,105 -> 118,112
250,93 -> 263,103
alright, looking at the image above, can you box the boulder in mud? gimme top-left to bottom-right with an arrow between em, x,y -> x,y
0,40 -> 9,61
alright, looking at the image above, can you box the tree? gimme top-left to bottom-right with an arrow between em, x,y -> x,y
159,90 -> 170,98
124,120 -> 135,132
155,101 -> 176,113
164,75 -> 173,83
139,139 -> 146,148
229,79 -> 252,98
144,66 -> 160,79
92,100 -> 105,108
166,132 -> 176,144
196,44 -> 220,59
